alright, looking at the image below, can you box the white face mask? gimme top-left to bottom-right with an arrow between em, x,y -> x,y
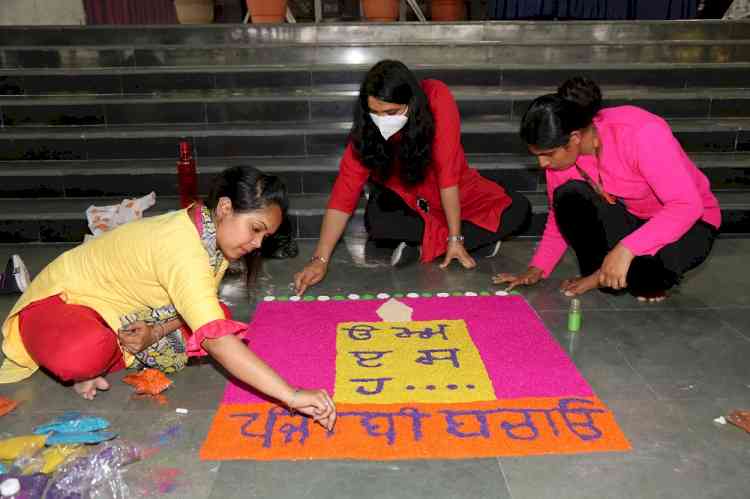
370,110 -> 408,141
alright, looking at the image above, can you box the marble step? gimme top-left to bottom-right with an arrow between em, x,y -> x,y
0,152 -> 749,199
3,86 -> 750,127
4,65 -> 749,97
0,191 -> 747,244
0,118 -> 748,162
2,40 -> 750,70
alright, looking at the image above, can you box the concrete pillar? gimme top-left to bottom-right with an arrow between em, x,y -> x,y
0,0 -> 86,25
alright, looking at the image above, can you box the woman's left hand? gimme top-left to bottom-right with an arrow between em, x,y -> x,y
440,241 -> 477,269
118,321 -> 159,354
599,243 -> 635,290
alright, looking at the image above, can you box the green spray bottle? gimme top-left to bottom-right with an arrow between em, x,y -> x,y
567,298 -> 582,332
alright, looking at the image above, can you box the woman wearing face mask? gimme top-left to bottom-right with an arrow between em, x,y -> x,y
294,59 -> 531,295
0,166 -> 335,430
494,77 -> 721,302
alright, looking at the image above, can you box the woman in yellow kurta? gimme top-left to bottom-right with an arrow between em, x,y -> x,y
0,166 -> 335,430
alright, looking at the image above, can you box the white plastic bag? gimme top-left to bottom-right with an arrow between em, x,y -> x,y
85,192 -> 156,241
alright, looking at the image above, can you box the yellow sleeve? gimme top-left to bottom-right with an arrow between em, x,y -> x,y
152,236 -> 225,332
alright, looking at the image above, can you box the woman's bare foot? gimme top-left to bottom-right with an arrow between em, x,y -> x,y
561,271 -> 601,297
73,377 -> 110,400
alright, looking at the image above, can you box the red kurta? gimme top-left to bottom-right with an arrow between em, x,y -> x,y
327,79 -> 512,263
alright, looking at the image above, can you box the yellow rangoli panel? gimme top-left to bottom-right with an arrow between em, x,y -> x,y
335,320 -> 496,404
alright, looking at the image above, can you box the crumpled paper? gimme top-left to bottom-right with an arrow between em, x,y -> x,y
85,192 -> 156,241
724,0 -> 750,19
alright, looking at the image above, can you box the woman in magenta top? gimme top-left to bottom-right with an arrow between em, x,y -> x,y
294,60 -> 531,295
495,77 -> 720,301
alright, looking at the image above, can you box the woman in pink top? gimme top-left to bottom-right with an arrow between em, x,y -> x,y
495,77 -> 720,301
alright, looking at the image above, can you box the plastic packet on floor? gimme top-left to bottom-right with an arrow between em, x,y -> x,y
122,369 -> 173,396
727,410 -> 750,434
85,192 -> 156,241
0,472 -> 48,499
0,396 -> 19,417
0,435 -> 47,461
16,445 -> 85,475
32,412 -> 116,447
34,412 -> 111,436
45,441 -> 142,499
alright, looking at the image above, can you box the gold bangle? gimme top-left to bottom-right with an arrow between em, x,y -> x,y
310,255 -> 328,264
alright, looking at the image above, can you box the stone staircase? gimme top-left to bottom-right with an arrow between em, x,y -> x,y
1,21 -> 749,243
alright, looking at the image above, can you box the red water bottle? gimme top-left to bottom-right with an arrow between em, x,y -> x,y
177,140 -> 197,208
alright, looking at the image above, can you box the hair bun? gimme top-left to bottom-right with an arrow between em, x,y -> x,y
557,77 -> 602,118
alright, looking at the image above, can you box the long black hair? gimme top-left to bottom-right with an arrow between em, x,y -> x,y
520,77 -> 603,149
206,165 -> 288,286
350,60 -> 435,185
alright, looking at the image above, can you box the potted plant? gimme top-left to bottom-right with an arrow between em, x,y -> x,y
174,0 -> 216,24
431,0 -> 465,21
362,0 -> 399,22
247,0 -> 288,23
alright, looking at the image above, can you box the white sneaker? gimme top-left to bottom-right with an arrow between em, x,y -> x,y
390,242 -> 421,267
0,254 -> 30,294
484,240 -> 502,258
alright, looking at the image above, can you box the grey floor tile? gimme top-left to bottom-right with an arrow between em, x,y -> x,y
250,459 -> 511,499
0,238 -> 748,498
538,311 -> 656,402
717,307 -> 750,342
500,398 -> 748,499
207,461 -> 258,498
0,370 -> 132,415
607,310 -> 750,401
110,409 -> 220,499
665,397 -> 750,455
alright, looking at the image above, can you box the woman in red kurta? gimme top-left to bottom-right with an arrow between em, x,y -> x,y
294,60 -> 531,294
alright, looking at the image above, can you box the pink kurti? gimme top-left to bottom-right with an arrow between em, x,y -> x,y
530,105 -> 721,277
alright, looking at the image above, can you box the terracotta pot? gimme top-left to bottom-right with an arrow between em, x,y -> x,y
362,0 -> 399,22
247,0 -> 288,23
431,0 -> 465,21
174,0 -> 215,24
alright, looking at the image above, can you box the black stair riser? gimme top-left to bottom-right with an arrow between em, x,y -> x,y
0,128 -> 746,161
4,67 -> 750,97
2,208 -> 748,244
4,95 -> 750,127
3,163 -> 750,199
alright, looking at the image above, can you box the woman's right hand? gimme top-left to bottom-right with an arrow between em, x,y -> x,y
288,388 -> 336,431
293,260 -> 328,296
492,266 -> 544,291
